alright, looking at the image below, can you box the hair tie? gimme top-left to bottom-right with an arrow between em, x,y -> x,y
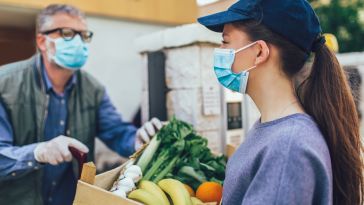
311,36 -> 326,53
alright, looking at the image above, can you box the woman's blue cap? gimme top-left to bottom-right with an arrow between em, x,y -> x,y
198,0 -> 323,54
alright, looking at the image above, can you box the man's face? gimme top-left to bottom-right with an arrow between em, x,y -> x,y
36,13 -> 88,59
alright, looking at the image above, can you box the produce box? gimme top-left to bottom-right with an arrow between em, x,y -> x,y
73,118 -> 229,205
73,161 -> 143,205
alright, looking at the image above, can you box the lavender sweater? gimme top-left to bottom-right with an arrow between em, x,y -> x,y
223,114 -> 333,205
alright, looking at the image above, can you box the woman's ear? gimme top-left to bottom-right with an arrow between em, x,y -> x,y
255,40 -> 270,65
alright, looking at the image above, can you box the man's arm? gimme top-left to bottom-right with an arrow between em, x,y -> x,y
97,92 -> 138,157
0,102 -> 41,181
97,92 -> 164,157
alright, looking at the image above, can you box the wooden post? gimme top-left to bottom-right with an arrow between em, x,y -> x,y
226,144 -> 236,158
80,162 -> 96,185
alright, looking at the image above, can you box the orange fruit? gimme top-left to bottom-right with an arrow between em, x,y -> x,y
196,182 -> 223,203
184,184 -> 195,197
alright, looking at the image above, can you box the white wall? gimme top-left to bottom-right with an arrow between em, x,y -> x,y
84,16 -> 169,121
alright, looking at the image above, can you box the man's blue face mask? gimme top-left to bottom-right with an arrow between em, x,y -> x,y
213,41 -> 258,94
46,35 -> 89,70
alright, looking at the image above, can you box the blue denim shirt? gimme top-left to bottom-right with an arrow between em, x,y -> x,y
0,65 -> 137,205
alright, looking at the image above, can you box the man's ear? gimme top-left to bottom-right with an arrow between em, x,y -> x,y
255,40 -> 270,65
36,34 -> 47,52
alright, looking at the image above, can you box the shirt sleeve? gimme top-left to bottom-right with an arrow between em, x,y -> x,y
241,136 -> 332,205
0,101 -> 41,181
97,91 -> 137,157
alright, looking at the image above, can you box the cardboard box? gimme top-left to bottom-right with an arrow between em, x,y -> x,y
73,161 -> 143,205
73,144 -> 235,205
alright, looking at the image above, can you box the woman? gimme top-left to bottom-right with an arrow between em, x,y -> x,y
198,0 -> 363,204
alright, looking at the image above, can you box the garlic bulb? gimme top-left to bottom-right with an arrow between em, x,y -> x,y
117,177 -> 135,193
110,164 -> 142,196
123,165 -> 142,183
111,189 -> 126,198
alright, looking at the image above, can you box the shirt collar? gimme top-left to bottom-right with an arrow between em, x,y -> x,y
41,59 -> 77,93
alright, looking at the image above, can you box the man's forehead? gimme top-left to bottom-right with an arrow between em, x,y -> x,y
49,13 -> 87,30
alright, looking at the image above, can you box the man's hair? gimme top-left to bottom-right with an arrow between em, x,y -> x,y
36,4 -> 86,33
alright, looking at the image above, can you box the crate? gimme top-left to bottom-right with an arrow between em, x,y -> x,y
73,160 -> 145,205
73,144 -> 236,205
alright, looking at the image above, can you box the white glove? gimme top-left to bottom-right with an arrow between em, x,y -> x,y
34,135 -> 89,165
135,118 -> 163,150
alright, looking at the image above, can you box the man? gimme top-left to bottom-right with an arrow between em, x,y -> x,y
0,4 -> 161,205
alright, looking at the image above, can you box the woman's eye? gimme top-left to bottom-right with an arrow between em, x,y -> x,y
222,40 -> 228,44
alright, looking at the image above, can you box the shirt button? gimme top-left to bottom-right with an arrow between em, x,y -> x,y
27,161 -> 33,167
52,181 -> 57,186
11,172 -> 16,177
34,166 -> 39,170
48,197 -> 52,202
61,99 -> 65,104
60,120 -> 65,126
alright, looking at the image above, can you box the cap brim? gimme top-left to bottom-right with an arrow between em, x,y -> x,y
197,10 -> 252,32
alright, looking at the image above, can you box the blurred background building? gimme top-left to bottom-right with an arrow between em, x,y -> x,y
0,0 -> 197,121
0,0 -> 197,171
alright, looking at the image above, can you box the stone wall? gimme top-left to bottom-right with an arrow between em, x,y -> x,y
141,43 -> 225,153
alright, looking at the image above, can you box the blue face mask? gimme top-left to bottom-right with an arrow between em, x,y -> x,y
46,35 -> 89,70
213,42 -> 257,94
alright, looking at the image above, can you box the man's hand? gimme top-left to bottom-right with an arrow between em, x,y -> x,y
135,118 -> 163,150
34,136 -> 89,165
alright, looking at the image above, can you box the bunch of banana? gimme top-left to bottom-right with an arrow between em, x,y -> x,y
128,179 -> 203,205
158,179 -> 193,205
128,180 -> 170,205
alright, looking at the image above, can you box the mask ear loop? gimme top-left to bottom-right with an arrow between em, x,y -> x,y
244,41 -> 271,73
232,41 -> 259,74
232,64 -> 256,75
234,41 -> 258,54
245,65 -> 257,72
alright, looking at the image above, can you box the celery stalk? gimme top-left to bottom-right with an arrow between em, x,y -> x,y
136,135 -> 161,173
151,155 -> 179,183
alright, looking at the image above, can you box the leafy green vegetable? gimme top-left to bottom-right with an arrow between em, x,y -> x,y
137,117 -> 227,189
136,135 -> 161,173
143,139 -> 185,181
178,166 -> 207,183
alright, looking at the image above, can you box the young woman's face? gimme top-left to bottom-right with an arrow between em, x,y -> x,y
221,24 -> 258,74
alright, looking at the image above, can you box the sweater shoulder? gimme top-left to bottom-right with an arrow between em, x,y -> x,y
262,115 -> 331,165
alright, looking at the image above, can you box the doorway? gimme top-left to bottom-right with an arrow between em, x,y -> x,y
0,6 -> 37,66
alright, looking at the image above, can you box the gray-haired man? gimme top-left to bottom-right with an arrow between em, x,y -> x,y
0,4 -> 161,205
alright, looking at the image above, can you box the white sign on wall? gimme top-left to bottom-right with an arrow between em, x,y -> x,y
202,85 -> 221,116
